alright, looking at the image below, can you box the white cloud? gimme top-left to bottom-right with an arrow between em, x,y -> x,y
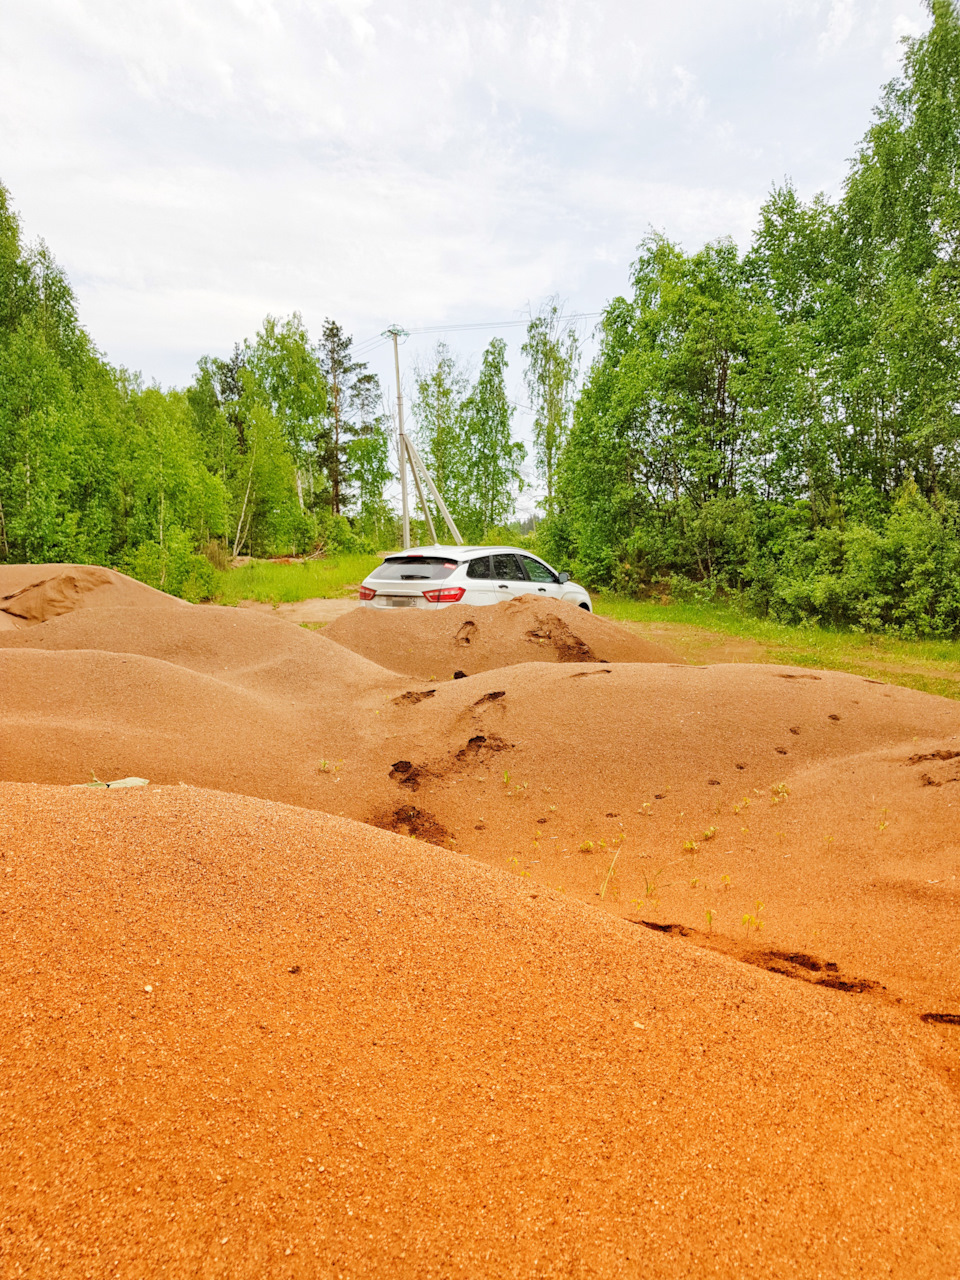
818,0 -> 857,57
0,0 -> 931,402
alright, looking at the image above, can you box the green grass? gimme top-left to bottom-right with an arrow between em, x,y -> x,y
210,554 -> 383,605
592,594 -> 960,700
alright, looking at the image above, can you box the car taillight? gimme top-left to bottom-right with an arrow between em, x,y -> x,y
422,586 -> 466,603
358,585 -> 376,601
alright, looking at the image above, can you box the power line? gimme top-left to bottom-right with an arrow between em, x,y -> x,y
352,335 -> 391,357
353,310 -> 604,353
407,319 -> 527,334
405,310 -> 603,337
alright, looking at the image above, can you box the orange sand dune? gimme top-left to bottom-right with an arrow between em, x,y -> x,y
0,563 -> 187,628
369,662 -> 960,1016
3,600 -> 960,1025
322,594 -> 679,677
0,602 -> 399,702
2,782 -> 959,1279
0,606 -> 403,811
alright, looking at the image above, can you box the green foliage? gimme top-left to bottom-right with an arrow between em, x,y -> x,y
461,338 -> 526,536
123,527 -> 216,603
317,319 -> 390,521
412,338 -> 526,542
544,2 -> 960,637
413,342 -> 472,529
0,183 -> 398,591
522,299 -> 579,512
769,482 -> 960,636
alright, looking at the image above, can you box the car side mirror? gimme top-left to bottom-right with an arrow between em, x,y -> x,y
558,571 -> 570,584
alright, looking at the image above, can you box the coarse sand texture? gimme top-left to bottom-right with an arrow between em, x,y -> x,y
0,563 -> 188,627
3,565 -> 960,1276
3,784 -> 960,1279
322,592 -> 678,677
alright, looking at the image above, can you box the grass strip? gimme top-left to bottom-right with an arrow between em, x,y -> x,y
210,554 -> 382,605
594,594 -> 960,701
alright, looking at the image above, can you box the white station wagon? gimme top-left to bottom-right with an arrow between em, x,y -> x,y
358,545 -> 593,611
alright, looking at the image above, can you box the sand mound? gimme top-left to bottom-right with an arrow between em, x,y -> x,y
0,605 -> 404,810
322,594 -> 678,677
4,609 -> 960,1026
0,563 -> 186,627
359,661 -> 960,1019
0,603 -> 396,702
3,782 -> 959,1278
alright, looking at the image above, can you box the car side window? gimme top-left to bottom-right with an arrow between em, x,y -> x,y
492,553 -> 525,581
520,556 -> 557,583
466,556 -> 492,580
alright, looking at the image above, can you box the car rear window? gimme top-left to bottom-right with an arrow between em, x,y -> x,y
369,557 -> 460,581
466,556 -> 492,580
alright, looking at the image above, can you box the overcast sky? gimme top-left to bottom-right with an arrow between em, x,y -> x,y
0,0 -> 930,511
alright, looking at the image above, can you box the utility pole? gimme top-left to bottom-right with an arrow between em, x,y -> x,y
384,325 -> 411,549
382,324 -> 464,549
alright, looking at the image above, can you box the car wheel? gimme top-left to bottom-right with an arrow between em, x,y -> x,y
578,602 -> 590,611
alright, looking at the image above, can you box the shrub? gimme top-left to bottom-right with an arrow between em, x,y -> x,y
123,526 -> 216,602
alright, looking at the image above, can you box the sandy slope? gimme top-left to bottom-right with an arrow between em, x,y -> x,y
322,594 -> 679,677
0,606 -> 402,811
0,563 -> 186,627
2,782 -> 959,1279
4,573 -> 960,1274
3,599 -> 960,1023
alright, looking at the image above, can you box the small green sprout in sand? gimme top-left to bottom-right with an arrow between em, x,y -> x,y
690,877 -> 700,889
705,908 -> 714,932
742,902 -> 765,936
682,839 -> 699,853
580,840 -> 595,853
701,826 -> 717,842
878,808 -> 889,832
770,782 -> 790,806
638,867 -> 665,906
721,874 -> 731,891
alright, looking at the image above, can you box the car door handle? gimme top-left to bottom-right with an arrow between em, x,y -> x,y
498,584 -> 509,590
537,587 -> 546,593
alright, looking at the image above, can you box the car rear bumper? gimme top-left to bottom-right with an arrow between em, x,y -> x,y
364,594 -> 436,610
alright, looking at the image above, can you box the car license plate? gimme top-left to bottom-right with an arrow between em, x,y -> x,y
386,596 -> 417,608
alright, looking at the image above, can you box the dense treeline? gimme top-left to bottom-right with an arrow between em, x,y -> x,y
4,2 -> 960,636
541,0 -> 960,637
0,187 -> 401,597
0,180 -> 539,592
